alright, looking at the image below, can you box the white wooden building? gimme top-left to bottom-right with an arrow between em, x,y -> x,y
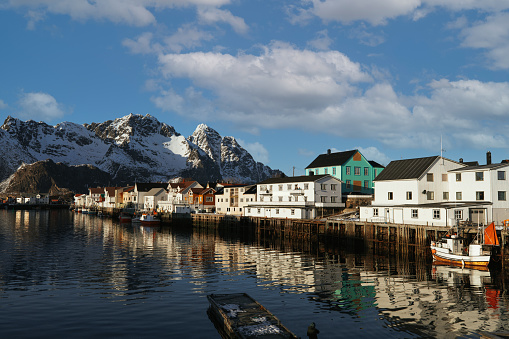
360,154 -> 509,227
215,184 -> 256,216
244,174 -> 344,219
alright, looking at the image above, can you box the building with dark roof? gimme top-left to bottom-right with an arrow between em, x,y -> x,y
305,149 -> 384,195
360,153 -> 509,227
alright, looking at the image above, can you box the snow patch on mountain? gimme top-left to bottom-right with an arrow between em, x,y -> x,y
0,114 -> 282,188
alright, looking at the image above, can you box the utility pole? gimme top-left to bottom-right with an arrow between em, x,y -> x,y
292,166 -> 295,176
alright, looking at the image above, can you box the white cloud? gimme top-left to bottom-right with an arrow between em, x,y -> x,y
307,30 -> 333,50
157,42 -> 371,114
357,146 -> 391,166
304,0 -> 421,26
458,12 -> 509,69
5,0 -> 233,27
237,139 -> 269,163
123,32 -> 162,54
18,92 -> 68,121
153,42 -> 509,153
197,7 -> 248,34
164,24 -> 214,52
300,0 -> 509,26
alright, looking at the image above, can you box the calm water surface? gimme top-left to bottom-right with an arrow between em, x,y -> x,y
0,210 -> 508,338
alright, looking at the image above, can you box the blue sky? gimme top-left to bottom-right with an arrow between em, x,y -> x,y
1,1 -> 509,176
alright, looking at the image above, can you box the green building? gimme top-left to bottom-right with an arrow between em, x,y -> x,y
305,149 -> 384,195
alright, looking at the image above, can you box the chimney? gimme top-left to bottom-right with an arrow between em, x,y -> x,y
459,158 -> 463,163
487,151 -> 492,165
327,149 -> 331,155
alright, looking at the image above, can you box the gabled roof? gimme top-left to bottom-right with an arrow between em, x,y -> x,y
374,156 -> 439,181
257,174 -> 336,185
135,182 -> 168,192
89,187 -> 104,194
305,150 -> 357,169
145,187 -> 166,196
244,185 -> 257,195
368,160 -> 385,168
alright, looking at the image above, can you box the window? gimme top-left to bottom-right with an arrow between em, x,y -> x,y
433,209 -> 440,219
476,172 -> 484,181
373,208 -> 379,216
456,192 -> 462,200
411,209 -> 418,218
499,191 -> 506,201
331,184 -> 337,190
427,173 -> 434,182
324,168 -> 328,174
321,184 -> 327,190
364,180 -> 369,188
374,169 -> 378,177
304,196 -> 307,202
206,196 -> 213,202
443,192 -> 449,200
346,180 -> 351,189
291,209 -> 295,215
476,191 -> 485,200
442,174 -> 448,181
427,191 -> 434,200
276,209 -> 279,214
288,196 -> 292,202
320,196 -> 327,202
257,208 -> 261,214
247,208 -> 251,213
456,173 -> 461,181
279,196 -> 283,202
364,167 -> 369,176
331,196 -> 337,203
333,167 -> 336,175
346,166 -> 351,175
304,184 -> 309,190
499,171 -> 506,180
316,169 -> 319,175
354,167 -> 361,175
240,198 -> 243,202
279,185 -> 283,191
406,191 -> 412,200
455,210 -> 463,220
287,184 -> 292,190
388,192 -> 393,200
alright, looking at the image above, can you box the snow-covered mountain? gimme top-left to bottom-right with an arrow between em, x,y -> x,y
0,114 -> 281,191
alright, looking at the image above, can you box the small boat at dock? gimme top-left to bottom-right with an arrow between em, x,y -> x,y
430,222 -> 499,268
207,293 -> 298,339
139,213 -> 160,226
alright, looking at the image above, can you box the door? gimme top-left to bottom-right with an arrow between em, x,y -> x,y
469,208 -> 486,226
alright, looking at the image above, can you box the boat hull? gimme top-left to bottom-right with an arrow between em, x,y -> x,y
431,246 -> 490,268
140,220 -> 160,226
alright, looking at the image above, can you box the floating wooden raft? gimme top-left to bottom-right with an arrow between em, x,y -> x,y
207,293 -> 298,339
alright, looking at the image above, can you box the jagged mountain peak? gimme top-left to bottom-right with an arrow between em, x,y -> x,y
0,114 -> 282,191
85,113 -> 179,146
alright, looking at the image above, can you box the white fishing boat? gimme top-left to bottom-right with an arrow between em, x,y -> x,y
139,213 -> 161,226
430,222 -> 499,268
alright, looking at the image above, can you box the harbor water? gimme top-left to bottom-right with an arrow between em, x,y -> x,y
0,209 -> 508,338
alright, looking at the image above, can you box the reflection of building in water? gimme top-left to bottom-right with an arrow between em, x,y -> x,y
358,266 -> 508,337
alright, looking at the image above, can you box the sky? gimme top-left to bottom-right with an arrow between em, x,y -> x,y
1,1 -> 509,176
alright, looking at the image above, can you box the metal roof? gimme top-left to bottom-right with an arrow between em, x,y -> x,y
374,156 -> 439,181
305,150 -> 357,169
